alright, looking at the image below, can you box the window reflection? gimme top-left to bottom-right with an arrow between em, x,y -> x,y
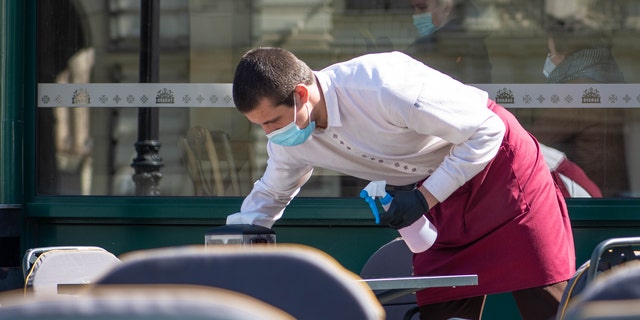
37,0 -> 92,195
36,0 -> 640,198
513,6 -> 631,197
406,0 -> 492,83
109,0 -> 189,51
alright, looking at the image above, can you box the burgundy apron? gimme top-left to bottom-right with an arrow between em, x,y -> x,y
414,100 -> 576,305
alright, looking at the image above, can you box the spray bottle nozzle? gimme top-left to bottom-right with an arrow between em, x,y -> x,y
361,181 -> 391,224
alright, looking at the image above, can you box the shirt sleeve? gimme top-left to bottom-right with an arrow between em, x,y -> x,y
378,52 -> 505,201
235,143 -> 314,228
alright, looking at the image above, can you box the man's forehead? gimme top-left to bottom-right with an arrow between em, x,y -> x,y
245,98 -> 286,124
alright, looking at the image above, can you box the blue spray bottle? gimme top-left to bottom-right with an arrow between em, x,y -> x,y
361,180 -> 438,253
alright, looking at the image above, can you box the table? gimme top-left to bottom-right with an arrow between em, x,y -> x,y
359,274 -> 478,304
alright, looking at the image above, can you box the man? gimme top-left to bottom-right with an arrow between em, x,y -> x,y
228,47 -> 575,319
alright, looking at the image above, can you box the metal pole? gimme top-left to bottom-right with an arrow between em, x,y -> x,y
132,0 -> 163,196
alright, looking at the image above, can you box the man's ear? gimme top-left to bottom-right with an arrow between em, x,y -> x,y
294,84 -> 310,104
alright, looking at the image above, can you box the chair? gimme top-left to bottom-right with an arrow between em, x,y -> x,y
360,238 -> 420,320
181,126 -> 241,196
92,244 -> 385,320
0,284 -> 294,320
557,237 -> 640,320
22,246 -> 121,297
564,300 -> 640,320
563,260 -> 640,320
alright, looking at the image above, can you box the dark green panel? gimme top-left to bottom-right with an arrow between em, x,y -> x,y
572,227 -> 640,264
484,294 -> 521,319
22,197 -> 640,320
0,0 -> 27,291
31,223 -> 211,256
28,220 -> 398,273
24,197 -> 640,271
270,226 -> 398,272
0,0 -> 25,205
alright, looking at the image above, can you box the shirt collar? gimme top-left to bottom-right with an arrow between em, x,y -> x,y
313,71 -> 342,127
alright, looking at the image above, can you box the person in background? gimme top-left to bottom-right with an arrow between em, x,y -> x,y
528,17 -> 628,197
405,0 -> 492,83
407,1 -> 598,198
544,18 -> 624,84
228,47 -> 575,319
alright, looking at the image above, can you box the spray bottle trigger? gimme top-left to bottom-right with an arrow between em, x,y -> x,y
380,193 -> 393,209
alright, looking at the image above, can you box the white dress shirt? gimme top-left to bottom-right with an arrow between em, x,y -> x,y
229,51 -> 505,227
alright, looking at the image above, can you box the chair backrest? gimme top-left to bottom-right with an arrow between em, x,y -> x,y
22,246 -> 121,297
181,126 -> 240,196
0,284 -> 294,320
92,244 -> 385,320
360,238 -> 420,320
563,260 -> 640,320
563,300 -> 640,320
557,237 -> 640,319
586,237 -> 640,282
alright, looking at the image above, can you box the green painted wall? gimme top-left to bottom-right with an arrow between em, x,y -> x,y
20,197 -> 640,319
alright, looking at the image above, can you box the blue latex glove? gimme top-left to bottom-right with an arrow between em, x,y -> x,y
381,189 -> 429,229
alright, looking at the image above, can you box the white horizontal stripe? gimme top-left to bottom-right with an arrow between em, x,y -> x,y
37,83 -> 640,108
37,83 -> 233,108
474,83 -> 640,108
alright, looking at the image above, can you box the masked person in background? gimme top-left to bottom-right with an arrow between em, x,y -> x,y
543,18 -> 624,84
227,47 -> 575,319
405,0 -> 492,84
527,17 -> 629,197
408,1 -> 598,198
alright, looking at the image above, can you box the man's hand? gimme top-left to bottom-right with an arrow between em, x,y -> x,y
226,212 -> 274,228
381,189 -> 429,229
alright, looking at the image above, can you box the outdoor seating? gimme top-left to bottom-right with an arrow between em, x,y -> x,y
91,244 -> 385,320
0,284 -> 294,320
562,260 -> 640,320
557,237 -> 640,319
22,246 -> 121,297
361,238 -> 420,320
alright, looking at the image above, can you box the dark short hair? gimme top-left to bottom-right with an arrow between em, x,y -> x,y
232,47 -> 315,113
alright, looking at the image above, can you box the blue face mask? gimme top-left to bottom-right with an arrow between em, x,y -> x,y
266,100 -> 316,147
413,12 -> 438,37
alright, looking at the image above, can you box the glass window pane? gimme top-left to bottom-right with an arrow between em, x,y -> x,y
36,0 -> 640,198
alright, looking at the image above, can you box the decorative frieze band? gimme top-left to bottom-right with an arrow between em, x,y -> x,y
37,83 -> 640,108
38,83 -> 234,108
476,84 -> 640,109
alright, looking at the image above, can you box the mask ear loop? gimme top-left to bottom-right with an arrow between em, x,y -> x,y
292,95 -> 299,127
266,94 -> 300,140
294,93 -> 312,129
